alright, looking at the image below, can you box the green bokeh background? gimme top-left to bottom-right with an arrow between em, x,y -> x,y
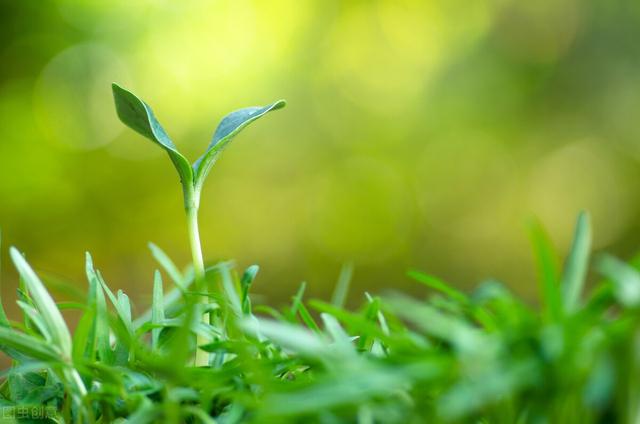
2,0 -> 640,310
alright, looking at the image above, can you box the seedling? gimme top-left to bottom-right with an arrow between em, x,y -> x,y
112,84 -> 284,362
112,84 -> 285,287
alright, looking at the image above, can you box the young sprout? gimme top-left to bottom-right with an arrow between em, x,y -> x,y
112,84 -> 285,363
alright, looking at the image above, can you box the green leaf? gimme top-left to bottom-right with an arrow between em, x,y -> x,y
298,301 -> 321,334
386,294 -> 485,352
151,270 -> 164,350
10,247 -> 72,359
331,262 -> 353,309
73,306 -> 96,363
240,265 -> 259,315
0,327 -> 59,362
16,300 -> 51,341
241,318 -> 330,358
193,100 -> 286,192
561,212 -> 592,313
0,230 -> 10,327
596,254 -> 640,308
112,83 -> 193,187
96,271 -> 133,336
148,243 -> 186,290
528,218 -> 562,321
320,313 -> 355,355
407,270 -> 468,304
94,283 -> 114,365
86,253 -> 114,364
218,263 -> 242,317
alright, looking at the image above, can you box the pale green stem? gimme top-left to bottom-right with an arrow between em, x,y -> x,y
186,206 -> 205,284
185,187 -> 209,366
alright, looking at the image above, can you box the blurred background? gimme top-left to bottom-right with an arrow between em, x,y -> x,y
1,0 -> 640,313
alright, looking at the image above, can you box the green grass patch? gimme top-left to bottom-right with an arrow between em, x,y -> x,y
0,87 -> 637,423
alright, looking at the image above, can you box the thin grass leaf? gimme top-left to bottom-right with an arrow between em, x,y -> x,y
149,242 -> 186,289
56,301 -> 87,311
86,253 -> 114,365
240,265 -> 259,315
561,212 -> 592,313
356,293 -> 389,353
219,263 -> 242,317
10,247 -> 72,359
16,300 -> 51,341
117,290 -> 134,333
0,230 -> 10,327
528,218 -> 563,321
320,313 -> 355,355
134,283 -> 191,330
387,294 -> 485,352
331,262 -> 353,308
287,282 -> 307,321
0,327 -> 59,362
260,367 -> 412,417
152,270 -> 164,350
73,306 -> 96,363
16,286 -> 35,332
364,292 -> 390,336
114,290 -> 134,364
241,318 -> 330,358
96,270 -> 135,339
408,270 -> 468,304
310,300 -> 398,350
298,301 -> 321,334
596,254 -> 640,308
94,285 -> 114,365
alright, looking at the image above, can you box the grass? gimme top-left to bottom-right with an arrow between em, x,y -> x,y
0,87 -> 639,422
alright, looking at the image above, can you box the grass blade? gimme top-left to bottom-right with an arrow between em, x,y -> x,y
596,254 -> 640,308
10,247 -> 72,359
561,212 -> 592,314
152,270 -> 164,349
0,327 -> 59,362
149,243 -> 186,289
219,263 -> 242,317
407,270 -> 468,305
240,265 -> 259,315
528,218 -> 562,321
331,262 -> 353,309
241,318 -> 329,358
0,230 -> 10,327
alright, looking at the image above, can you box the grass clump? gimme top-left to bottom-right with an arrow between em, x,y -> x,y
0,87 -> 638,423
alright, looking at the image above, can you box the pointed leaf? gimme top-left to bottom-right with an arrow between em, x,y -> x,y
596,254 -> 640,308
561,212 -> 592,313
407,270 -> 468,304
151,270 -> 164,350
10,247 -> 72,359
320,313 -> 355,354
85,253 -> 113,364
16,301 -> 51,341
148,243 -> 186,290
193,100 -> 286,191
240,265 -> 259,315
0,327 -> 59,362
112,83 -> 193,186
331,262 -> 353,308
0,230 -> 10,327
219,263 -> 242,317
241,318 -> 330,358
528,218 -> 562,321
